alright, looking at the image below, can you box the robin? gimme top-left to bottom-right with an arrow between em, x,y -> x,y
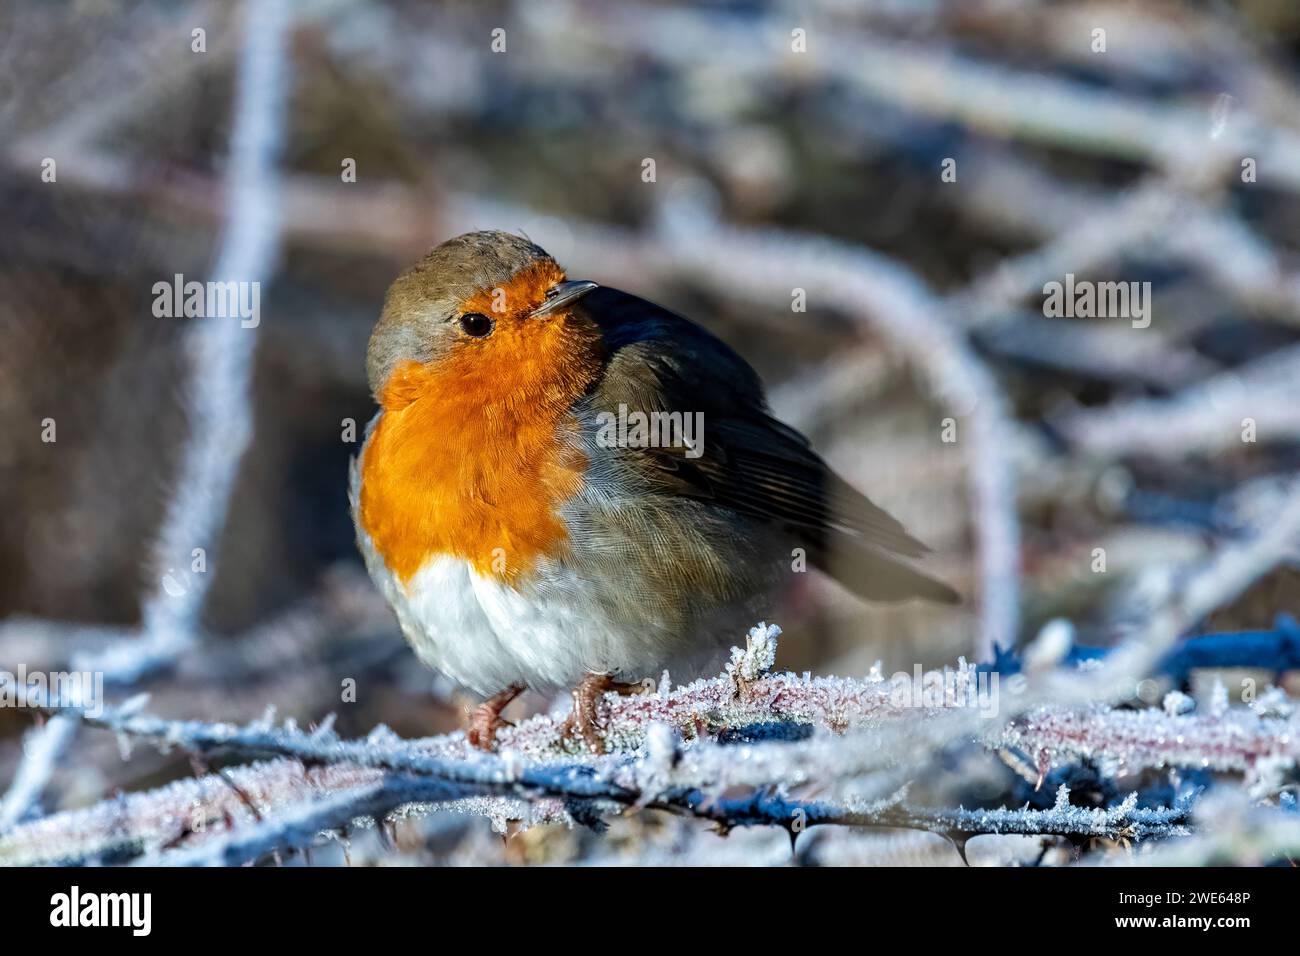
351,230 -> 958,752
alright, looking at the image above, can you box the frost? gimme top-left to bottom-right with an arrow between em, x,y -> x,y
1209,679 -> 1230,718
311,713 -> 338,740
726,622 -> 781,689
996,699 -> 1300,777
1247,754 -> 1292,800
5,609 -> 1300,866
622,722 -> 678,807
1052,783 -> 1071,811
7,616 -> 1294,868
114,730 -> 134,762
1252,686 -> 1294,719
251,706 -> 278,733
117,693 -> 151,718
644,722 -> 676,769
498,749 -> 523,782
1024,619 -> 1074,672
365,724 -> 402,746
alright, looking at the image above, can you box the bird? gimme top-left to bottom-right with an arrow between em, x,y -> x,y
350,230 -> 958,752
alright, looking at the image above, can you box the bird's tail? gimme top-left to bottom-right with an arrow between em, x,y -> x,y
810,539 -> 961,604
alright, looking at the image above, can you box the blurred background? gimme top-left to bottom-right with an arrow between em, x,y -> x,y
3,0 -> 1300,864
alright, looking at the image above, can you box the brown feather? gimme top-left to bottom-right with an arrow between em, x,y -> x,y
576,286 -> 959,604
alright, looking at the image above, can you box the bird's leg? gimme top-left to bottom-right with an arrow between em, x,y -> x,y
466,683 -> 525,751
562,673 -> 641,754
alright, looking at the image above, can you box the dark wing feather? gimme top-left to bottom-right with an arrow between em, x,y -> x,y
576,286 -> 958,604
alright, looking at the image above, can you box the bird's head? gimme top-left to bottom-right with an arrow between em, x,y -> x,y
367,230 -> 602,408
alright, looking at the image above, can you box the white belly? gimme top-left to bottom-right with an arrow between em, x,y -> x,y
406,555 -> 603,693
374,552 -> 714,695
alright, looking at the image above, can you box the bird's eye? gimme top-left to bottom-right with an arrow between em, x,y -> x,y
459,313 -> 494,337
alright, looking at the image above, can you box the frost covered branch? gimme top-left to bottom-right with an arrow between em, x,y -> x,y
4,621 -> 1290,867
1027,479 -> 1300,709
0,0 -> 291,836
111,0 -> 291,668
998,689 -> 1300,789
1055,343 -> 1300,458
651,782 -> 1191,851
0,716 -> 77,832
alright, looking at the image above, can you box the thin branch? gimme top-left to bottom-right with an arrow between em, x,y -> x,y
0,0 -> 292,835
0,716 -> 77,831
658,785 -> 1191,844
1031,478 -> 1300,706
1054,343 -> 1300,458
997,695 -> 1300,782
134,0 -> 290,651
576,5 -> 1300,189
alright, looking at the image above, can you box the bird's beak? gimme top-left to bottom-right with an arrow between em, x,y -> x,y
531,280 -> 599,318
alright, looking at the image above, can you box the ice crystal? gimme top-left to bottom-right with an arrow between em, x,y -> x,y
1163,690 -> 1194,717
726,622 -> 781,688
1209,678 -> 1230,718
1252,686 -> 1294,719
997,700 -> 1300,777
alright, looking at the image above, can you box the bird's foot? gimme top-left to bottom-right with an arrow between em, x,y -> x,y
466,683 -> 525,751
562,673 -> 642,754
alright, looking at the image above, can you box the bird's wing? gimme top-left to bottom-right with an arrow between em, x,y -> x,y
574,286 -> 958,604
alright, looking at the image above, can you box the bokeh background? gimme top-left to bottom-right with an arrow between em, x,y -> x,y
3,0 -> 1300,864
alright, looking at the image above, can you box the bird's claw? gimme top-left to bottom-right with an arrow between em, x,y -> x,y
562,673 -> 641,754
465,683 -> 525,751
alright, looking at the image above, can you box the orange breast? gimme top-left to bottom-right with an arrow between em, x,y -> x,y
358,312 -> 602,586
